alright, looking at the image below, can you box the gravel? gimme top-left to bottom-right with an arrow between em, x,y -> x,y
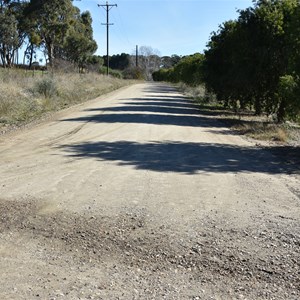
0,198 -> 299,300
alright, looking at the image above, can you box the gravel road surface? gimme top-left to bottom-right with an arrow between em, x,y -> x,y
0,83 -> 299,299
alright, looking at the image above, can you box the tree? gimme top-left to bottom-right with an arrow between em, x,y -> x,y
135,46 -> 161,80
160,55 -> 181,69
63,10 -> 97,71
276,75 -> 299,122
0,0 -> 26,67
203,0 -> 300,120
106,53 -> 130,70
172,53 -> 204,86
22,0 -> 98,70
24,0 -> 77,67
0,9 -> 18,67
153,53 -> 205,86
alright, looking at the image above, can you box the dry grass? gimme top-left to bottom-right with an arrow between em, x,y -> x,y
178,82 -> 217,104
0,69 -> 135,133
233,122 -> 289,143
214,114 -> 300,145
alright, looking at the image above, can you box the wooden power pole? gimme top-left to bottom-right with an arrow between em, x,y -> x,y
98,1 -> 117,76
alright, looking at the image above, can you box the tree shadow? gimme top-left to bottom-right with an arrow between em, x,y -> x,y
63,112 -> 227,128
60,84 -> 299,175
59,141 -> 299,175
142,84 -> 179,94
119,97 -> 194,105
121,101 -> 198,110
64,94 -> 225,128
84,105 -> 200,116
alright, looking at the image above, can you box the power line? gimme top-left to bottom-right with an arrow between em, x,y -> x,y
114,7 -> 133,49
110,10 -> 132,51
98,1 -> 117,76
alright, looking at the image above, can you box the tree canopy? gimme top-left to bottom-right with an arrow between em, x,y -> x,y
153,53 -> 204,86
153,0 -> 300,122
0,0 -> 98,70
204,0 -> 300,121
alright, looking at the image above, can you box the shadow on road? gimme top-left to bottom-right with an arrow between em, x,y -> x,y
59,141 -> 299,175
63,91 -> 224,128
60,84 -> 299,175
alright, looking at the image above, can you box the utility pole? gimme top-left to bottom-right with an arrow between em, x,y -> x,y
136,45 -> 138,68
98,1 -> 117,76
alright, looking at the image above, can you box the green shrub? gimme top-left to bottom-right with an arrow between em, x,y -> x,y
34,77 -> 58,98
99,67 -> 123,79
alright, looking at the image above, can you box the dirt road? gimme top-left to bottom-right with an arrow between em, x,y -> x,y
0,83 -> 299,299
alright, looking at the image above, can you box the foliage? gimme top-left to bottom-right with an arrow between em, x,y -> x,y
85,55 -> 104,73
105,53 -> 130,71
152,68 -> 174,82
203,0 -> 300,121
160,55 -> 181,69
122,67 -> 144,80
23,0 -> 76,67
172,53 -> 204,86
153,0 -> 300,122
33,77 -> 58,98
276,75 -> 299,122
63,10 -> 97,71
0,0 -> 98,70
153,53 -> 205,86
99,66 -> 123,79
0,1 -> 21,67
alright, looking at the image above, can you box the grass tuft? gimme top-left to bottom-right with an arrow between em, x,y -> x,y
33,77 -> 58,98
234,122 -> 288,143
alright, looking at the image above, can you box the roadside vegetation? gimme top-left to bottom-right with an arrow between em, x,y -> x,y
0,0 -> 145,133
179,83 -> 300,145
0,69 -> 133,133
153,0 -> 300,139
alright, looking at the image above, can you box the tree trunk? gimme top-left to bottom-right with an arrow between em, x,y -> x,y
277,99 -> 286,123
46,39 -> 54,68
254,98 -> 262,115
29,44 -> 34,68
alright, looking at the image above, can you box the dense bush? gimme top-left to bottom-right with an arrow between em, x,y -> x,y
153,53 -> 204,86
203,0 -> 300,122
99,67 -> 123,79
153,0 -> 300,122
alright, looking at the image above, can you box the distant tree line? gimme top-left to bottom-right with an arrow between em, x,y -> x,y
0,0 -> 98,70
102,46 -> 162,80
153,0 -> 300,122
153,53 -> 204,86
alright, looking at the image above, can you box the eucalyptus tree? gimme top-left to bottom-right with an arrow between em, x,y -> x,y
24,0 -> 77,67
0,0 -> 27,67
63,9 -> 97,71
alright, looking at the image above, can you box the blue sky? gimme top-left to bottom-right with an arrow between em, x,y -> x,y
75,0 -> 254,57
